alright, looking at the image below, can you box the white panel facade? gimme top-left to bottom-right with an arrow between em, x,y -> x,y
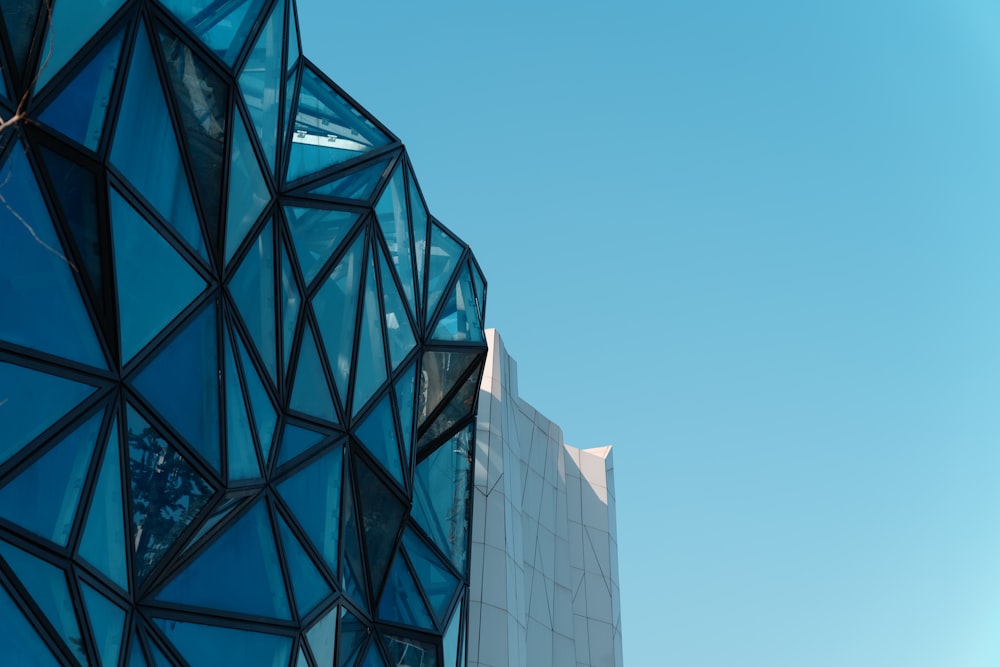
468,330 -> 622,667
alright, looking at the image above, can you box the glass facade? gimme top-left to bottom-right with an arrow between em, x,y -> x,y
0,1 -> 487,665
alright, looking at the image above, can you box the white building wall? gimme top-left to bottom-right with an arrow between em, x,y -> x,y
468,330 -> 622,667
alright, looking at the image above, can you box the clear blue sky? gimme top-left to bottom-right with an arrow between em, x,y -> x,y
299,1 -> 1000,665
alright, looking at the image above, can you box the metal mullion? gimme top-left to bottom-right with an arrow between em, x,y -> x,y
297,211 -> 369,301
264,492 -> 300,626
0,339 -> 115,383
403,518 -> 466,590
138,599 -> 299,633
223,284 -> 282,421
401,157 -> 423,327
96,13 -> 140,160
415,414 -> 477,466
8,0 -> 50,100
229,0 -> 280,76
0,553 -> 77,666
371,215 -> 420,363
277,54 -> 301,192
398,545 -> 443,634
415,349 -> 487,438
269,431 -> 343,484
301,305 -> 347,425
268,479 -> 340,594
230,88 -> 279,200
423,247 -> 473,339
341,226 -> 375,424
223,303 -> 270,482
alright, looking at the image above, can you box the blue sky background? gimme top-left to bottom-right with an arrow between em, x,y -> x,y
299,1 -> 1000,664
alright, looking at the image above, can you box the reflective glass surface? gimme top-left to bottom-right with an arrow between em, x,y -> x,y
374,166 -> 416,314
276,445 -> 342,574
424,222 -> 463,325
276,423 -> 326,467
337,608 -> 367,667
231,219 -> 277,382
355,391 -> 403,486
275,512 -> 330,615
224,327 -> 262,481
441,604 -> 462,667
417,370 -> 478,451
402,528 -> 459,623
351,250 -> 387,415
239,0 -> 283,172
0,0 -> 42,76
305,605 -> 337,666
394,362 -> 417,469
385,633 -> 437,667
234,316 -> 278,460
314,233 -> 363,401
355,460 -> 405,597
81,581 -> 126,667
431,262 -> 484,343
378,246 -> 416,372
159,0 -> 268,65
154,617 -> 293,667
416,350 -> 479,427
412,426 -> 473,571
0,579 -> 59,665
307,157 -> 392,201
378,550 -> 433,630
289,320 -> 338,423
79,422 -> 129,590
35,0 -> 124,91
284,205 -> 359,286
225,112 -> 271,264
406,168 -> 429,306
280,243 -> 300,376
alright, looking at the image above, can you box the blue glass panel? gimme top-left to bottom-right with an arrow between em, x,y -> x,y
159,0 -> 268,66
230,219 -> 277,381
81,581 -> 126,667
417,369 -> 478,451
0,540 -> 86,663
470,262 -> 487,328
286,1 -> 299,73
156,501 -> 290,620
0,0 -> 41,76
377,246 -> 415,372
442,604 -> 461,667
314,234 -> 363,402
406,168 -> 429,307
355,460 -> 405,597
79,423 -> 128,590
154,618 -> 292,667
0,141 -> 105,367
412,426 -> 473,571
0,360 -> 96,467
307,157 -> 391,201
0,409 -> 101,545
431,264 -> 484,344
275,513 -> 330,615
280,243 -> 300,376
424,223 -> 463,325
35,0 -> 124,91
305,605 -> 336,667
276,446 -> 342,574
0,579 -> 59,665
224,110 -> 270,264
416,350 -> 479,427
374,166 -> 416,315
224,328 -> 261,482
234,321 -> 278,463
182,495 -> 249,555
126,405 -> 214,584
239,0 -> 283,172
38,30 -> 123,150
402,529 -> 459,623
359,643 -> 387,667
110,25 -> 205,259
337,609 -> 366,667
394,363 -> 417,472
129,634 -> 149,667
377,552 -> 433,630
290,321 -> 338,423
276,423 -> 326,467
282,67 -> 298,158
133,306 -> 221,472
287,66 -> 392,182
384,634 -> 436,667
109,188 -> 206,363
340,473 -> 367,612
145,635 -> 174,667
355,392 -> 403,487
284,206 -> 359,286
295,647 -> 308,667
351,250 -> 386,416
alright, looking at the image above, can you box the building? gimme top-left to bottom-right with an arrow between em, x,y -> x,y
0,1 -> 488,665
469,330 -> 622,667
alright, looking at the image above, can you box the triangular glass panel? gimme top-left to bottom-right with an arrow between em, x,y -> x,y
377,551 -> 434,631
384,634 -> 435,667
276,445 -> 342,575
234,321 -> 278,463
417,369 -> 479,451
306,156 -> 391,201
470,261 -> 487,328
354,459 -> 405,598
0,140 -> 105,367
340,470 -> 367,612
280,241 -> 301,376
407,167 -> 429,308
126,405 -> 214,584
224,325 -> 261,482
359,643 -> 388,667
109,188 -> 207,364
416,350 -> 480,427
0,540 -> 87,664
275,512 -> 331,616
0,579 -> 59,665
230,218 -> 277,381
0,359 -> 97,466
156,500 -> 290,620
442,603 -> 462,667
402,529 -> 459,624
284,205 -> 359,287
351,249 -> 387,416
377,245 -> 416,372
296,647 -> 309,667
374,165 -> 416,315
337,609 -> 367,667
143,634 -> 174,667
431,263 -> 484,343
305,603 -> 337,667
412,426 -> 473,572
0,409 -> 102,545
81,580 -> 126,667
133,305 -> 221,472
0,0 -> 41,78
286,0 -> 299,72
79,422 -> 129,590
182,494 -> 251,555
35,0 -> 124,91
394,363 -> 417,473
111,23 -> 205,259
276,423 -> 326,467
282,62 -> 298,161
239,0 -> 284,173
38,29 -> 124,151
225,109 -> 270,264
128,633 -> 149,667
287,66 -> 392,182
355,392 -> 403,487
314,233 -> 363,402
290,320 -> 338,423
159,0 -> 268,66
154,617 -> 292,667
424,222 -> 463,325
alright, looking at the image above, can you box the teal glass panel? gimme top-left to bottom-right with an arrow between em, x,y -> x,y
377,551 -> 433,631
282,66 -> 297,160
133,305 -> 221,472
374,165 -> 416,315
337,609 -> 366,667
81,580 -> 126,667
276,423 -> 326,467
0,409 -> 101,545
314,234 -> 363,402
224,328 -> 261,481
224,110 -> 270,264
290,321 -> 338,423
0,359 -> 96,466
276,446 -> 342,574
234,323 -> 278,463
406,168 -> 429,306
79,423 -> 128,590
431,264 -> 484,343
144,635 -> 173,667
417,369 -> 478,451
230,219 -> 277,382
239,0 -> 284,172
470,262 -> 487,328
38,30 -> 123,150
0,141 -> 105,367
295,647 -> 308,667
111,25 -> 205,259
355,460 -> 405,597
156,501 -> 290,620
355,392 -> 403,487
275,513 -> 330,615
154,618 -> 292,667
412,426 -> 473,572
377,246 -> 415,372
128,634 -> 148,667
109,188 -> 206,363
340,473 -> 367,611
304,604 -> 336,666
35,0 -> 123,91
0,0 -> 41,76
0,580 -> 59,665
284,205 -> 359,286
159,0 -> 267,66
360,643 -> 387,667
424,223 -> 463,325
351,250 -> 387,416
394,363 -> 417,471
416,350 -> 479,427
306,156 -> 391,201
287,66 -> 391,182
442,604 -> 461,667
182,495 -> 250,555
280,243 -> 300,375
126,405 -> 214,584
402,529 -> 459,623
0,540 -> 86,663
385,634 -> 436,667
286,1 -> 299,73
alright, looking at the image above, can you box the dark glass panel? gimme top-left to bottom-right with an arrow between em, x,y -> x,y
412,426 -> 473,572
424,223 -> 463,325
417,370 -> 478,451
377,245 -> 415,373
38,30 -> 124,150
133,305 -> 221,472
306,157 -> 391,201
156,500 -> 290,620
416,351 -> 479,427
35,0 -> 124,91
159,0 -> 268,66
234,323 -> 278,463
129,633 -> 149,667
275,512 -> 330,616
0,579 -> 59,665
340,471 -> 367,611
355,392 -> 403,487
441,604 -> 462,667
377,551 -> 433,631
359,643 -> 387,667
239,0 -> 284,172
126,405 -> 214,584
0,409 -> 102,545
230,218 -> 277,381
304,605 -> 336,667
153,617 -> 292,667
351,249 -> 387,416
289,320 -> 338,423
81,580 -> 126,667
354,459 -> 405,598
430,263 -> 484,343
313,234 -> 363,402
276,445 -> 342,575
406,168 -> 429,307
284,205 -> 359,286
110,24 -> 205,259
79,421 -> 129,590
224,327 -> 261,481
109,188 -> 206,363
276,423 -> 326,467
384,634 -> 437,667
337,609 -> 366,667
0,359 -> 96,467
374,165 -> 416,315
280,243 -> 300,375
402,529 -> 459,624
224,111 -> 270,264
0,141 -> 105,367
0,0 -> 40,77
394,363 -> 417,473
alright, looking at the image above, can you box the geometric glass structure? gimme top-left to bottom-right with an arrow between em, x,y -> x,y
0,1 -> 487,664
